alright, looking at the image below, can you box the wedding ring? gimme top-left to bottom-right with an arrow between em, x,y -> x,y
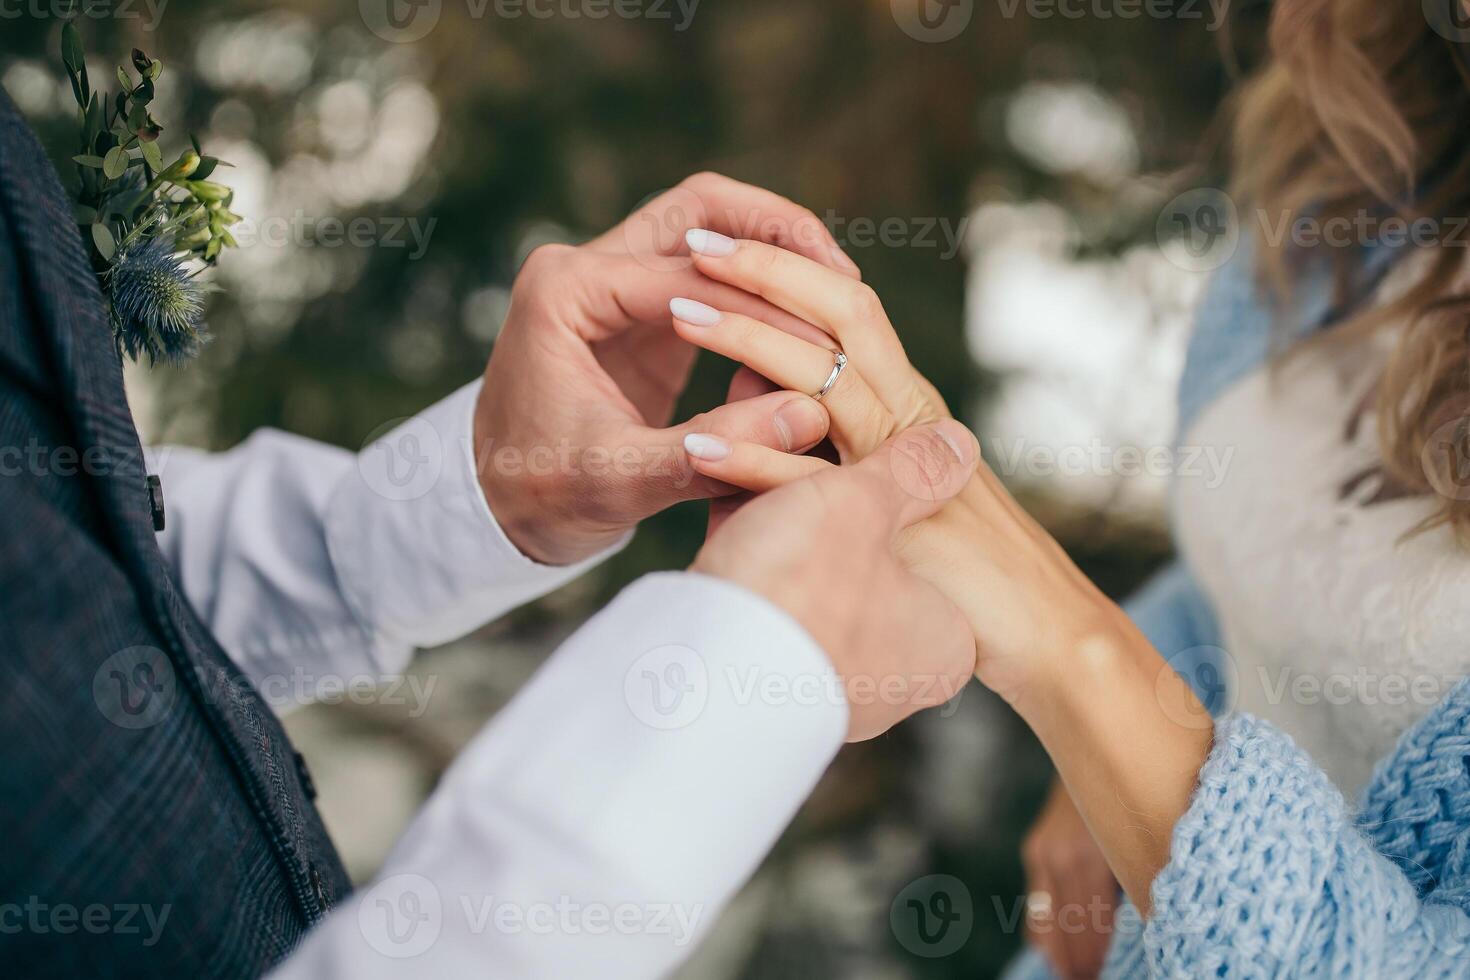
1025,890 -> 1054,921
814,349 -> 848,401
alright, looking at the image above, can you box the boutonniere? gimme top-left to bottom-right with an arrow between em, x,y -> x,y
58,23 -> 243,365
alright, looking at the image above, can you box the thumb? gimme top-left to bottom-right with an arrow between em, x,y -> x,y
623,391 -> 831,510
835,419 -> 979,531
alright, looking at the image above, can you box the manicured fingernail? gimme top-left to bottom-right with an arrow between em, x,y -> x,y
830,245 -> 860,274
670,297 -> 723,327
772,397 -> 827,452
685,228 -> 737,257
684,433 -> 731,462
934,419 -> 977,465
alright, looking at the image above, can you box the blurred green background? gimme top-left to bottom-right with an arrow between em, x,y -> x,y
2,1 -> 1256,975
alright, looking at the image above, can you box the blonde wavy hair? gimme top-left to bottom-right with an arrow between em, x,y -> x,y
1230,0 -> 1470,534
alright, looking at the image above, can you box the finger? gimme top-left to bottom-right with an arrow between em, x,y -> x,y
823,420 -> 980,534
1024,870 -> 1072,980
585,251 -> 833,348
726,366 -> 777,402
684,231 -> 914,409
706,493 -> 748,538
670,298 -> 894,458
626,391 -> 830,508
684,436 -> 833,493
1051,876 -> 1111,980
589,172 -> 861,278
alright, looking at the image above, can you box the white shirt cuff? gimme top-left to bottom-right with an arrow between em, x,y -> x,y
420,571 -> 851,897
325,380 -> 629,665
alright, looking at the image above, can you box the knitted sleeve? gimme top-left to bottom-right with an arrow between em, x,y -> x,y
1126,712 -> 1470,977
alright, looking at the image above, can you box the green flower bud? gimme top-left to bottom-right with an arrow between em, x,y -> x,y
160,151 -> 201,181
187,180 -> 231,203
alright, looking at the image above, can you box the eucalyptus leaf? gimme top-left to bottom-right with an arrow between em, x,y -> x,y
92,223 -> 116,261
116,66 -> 130,91
74,205 -> 97,224
102,147 -> 129,180
140,140 -> 164,172
61,24 -> 84,72
85,94 -> 102,142
192,157 -> 219,182
72,154 -> 105,169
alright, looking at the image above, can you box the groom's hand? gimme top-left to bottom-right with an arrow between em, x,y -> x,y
476,173 -> 860,565
693,420 -> 981,741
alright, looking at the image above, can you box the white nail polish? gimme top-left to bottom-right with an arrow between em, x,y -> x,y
683,433 -> 731,462
669,297 -> 723,326
685,228 -> 737,257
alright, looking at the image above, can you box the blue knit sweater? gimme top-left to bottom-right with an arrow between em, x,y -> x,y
1003,237 -> 1470,978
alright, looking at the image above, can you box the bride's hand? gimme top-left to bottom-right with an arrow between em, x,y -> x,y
673,229 -> 951,461
674,231 -> 1131,712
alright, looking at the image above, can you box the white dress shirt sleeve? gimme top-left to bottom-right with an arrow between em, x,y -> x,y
269,571 -> 850,979
148,379 -> 622,708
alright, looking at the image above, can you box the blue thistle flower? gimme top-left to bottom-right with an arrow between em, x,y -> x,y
107,237 -> 208,364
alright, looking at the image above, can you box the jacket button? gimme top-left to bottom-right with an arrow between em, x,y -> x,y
146,474 -> 165,531
310,865 -> 330,909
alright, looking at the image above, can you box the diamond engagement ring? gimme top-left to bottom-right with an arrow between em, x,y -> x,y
815,349 -> 848,400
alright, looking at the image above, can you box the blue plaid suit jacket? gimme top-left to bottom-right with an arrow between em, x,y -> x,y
0,93 -> 350,976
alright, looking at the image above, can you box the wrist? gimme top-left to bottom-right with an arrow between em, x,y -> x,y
1017,610 -> 1187,745
472,394 -> 616,567
940,476 -> 1142,715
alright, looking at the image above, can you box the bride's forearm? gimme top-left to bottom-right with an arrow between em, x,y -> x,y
1019,611 -> 1213,916
936,478 -> 1214,915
